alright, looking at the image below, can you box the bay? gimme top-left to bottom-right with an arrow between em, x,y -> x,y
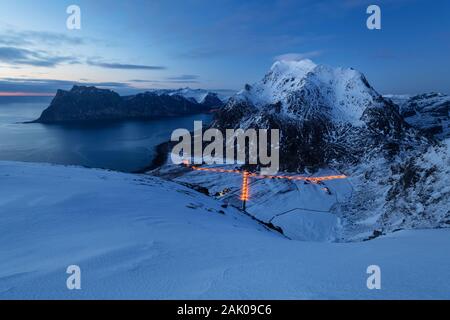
0,96 -> 212,172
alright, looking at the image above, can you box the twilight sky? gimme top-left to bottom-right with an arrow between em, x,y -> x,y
0,0 -> 449,96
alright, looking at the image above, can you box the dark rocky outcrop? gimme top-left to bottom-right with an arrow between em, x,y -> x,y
33,86 -> 221,123
396,93 -> 450,139
200,93 -> 224,109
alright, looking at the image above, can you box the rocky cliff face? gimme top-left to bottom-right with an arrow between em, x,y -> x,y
37,86 -> 123,122
123,92 -> 207,117
391,92 -> 449,139
34,86 -> 222,123
199,92 -> 224,109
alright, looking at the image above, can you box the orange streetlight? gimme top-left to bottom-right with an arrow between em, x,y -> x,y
183,162 -> 347,212
240,171 -> 250,211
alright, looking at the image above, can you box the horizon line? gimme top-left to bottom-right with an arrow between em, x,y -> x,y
0,92 -> 55,97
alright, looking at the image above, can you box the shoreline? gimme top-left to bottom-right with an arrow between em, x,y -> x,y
134,140 -> 173,174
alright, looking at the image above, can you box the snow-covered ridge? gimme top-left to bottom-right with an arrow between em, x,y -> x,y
232,59 -> 383,126
383,94 -> 412,106
147,87 -> 230,104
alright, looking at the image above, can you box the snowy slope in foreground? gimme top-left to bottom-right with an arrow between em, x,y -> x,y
1,161 -> 450,299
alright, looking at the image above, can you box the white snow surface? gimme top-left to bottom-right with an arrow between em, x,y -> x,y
167,164 -> 352,242
1,161 -> 449,299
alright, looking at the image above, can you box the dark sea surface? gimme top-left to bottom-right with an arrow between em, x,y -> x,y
0,96 -> 212,172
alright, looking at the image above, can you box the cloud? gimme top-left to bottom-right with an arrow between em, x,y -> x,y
131,80 -> 199,84
0,77 -> 134,95
87,59 -> 166,70
166,74 -> 199,81
177,34 -> 307,60
0,46 -> 80,67
0,46 -> 165,71
274,51 -> 323,62
129,76 -> 200,84
0,29 -> 86,47
176,47 -> 233,59
128,79 -> 151,83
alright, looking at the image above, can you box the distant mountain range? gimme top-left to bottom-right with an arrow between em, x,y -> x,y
32,86 -> 226,123
385,92 -> 450,139
146,87 -> 234,105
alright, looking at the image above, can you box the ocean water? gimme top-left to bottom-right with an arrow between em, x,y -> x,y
0,97 -> 212,172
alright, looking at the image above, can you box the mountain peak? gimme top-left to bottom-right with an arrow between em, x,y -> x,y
232,60 -> 381,127
269,59 -> 317,77
214,61 -> 409,171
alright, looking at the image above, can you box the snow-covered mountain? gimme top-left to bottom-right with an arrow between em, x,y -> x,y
227,59 -> 379,125
387,92 -> 450,139
153,60 -> 448,241
1,161 -> 449,299
213,59 -> 419,172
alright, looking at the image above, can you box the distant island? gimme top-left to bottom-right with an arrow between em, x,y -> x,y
31,86 -> 226,123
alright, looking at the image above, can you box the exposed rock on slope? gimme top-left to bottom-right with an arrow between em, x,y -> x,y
339,139 -> 450,240
390,92 -> 450,139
